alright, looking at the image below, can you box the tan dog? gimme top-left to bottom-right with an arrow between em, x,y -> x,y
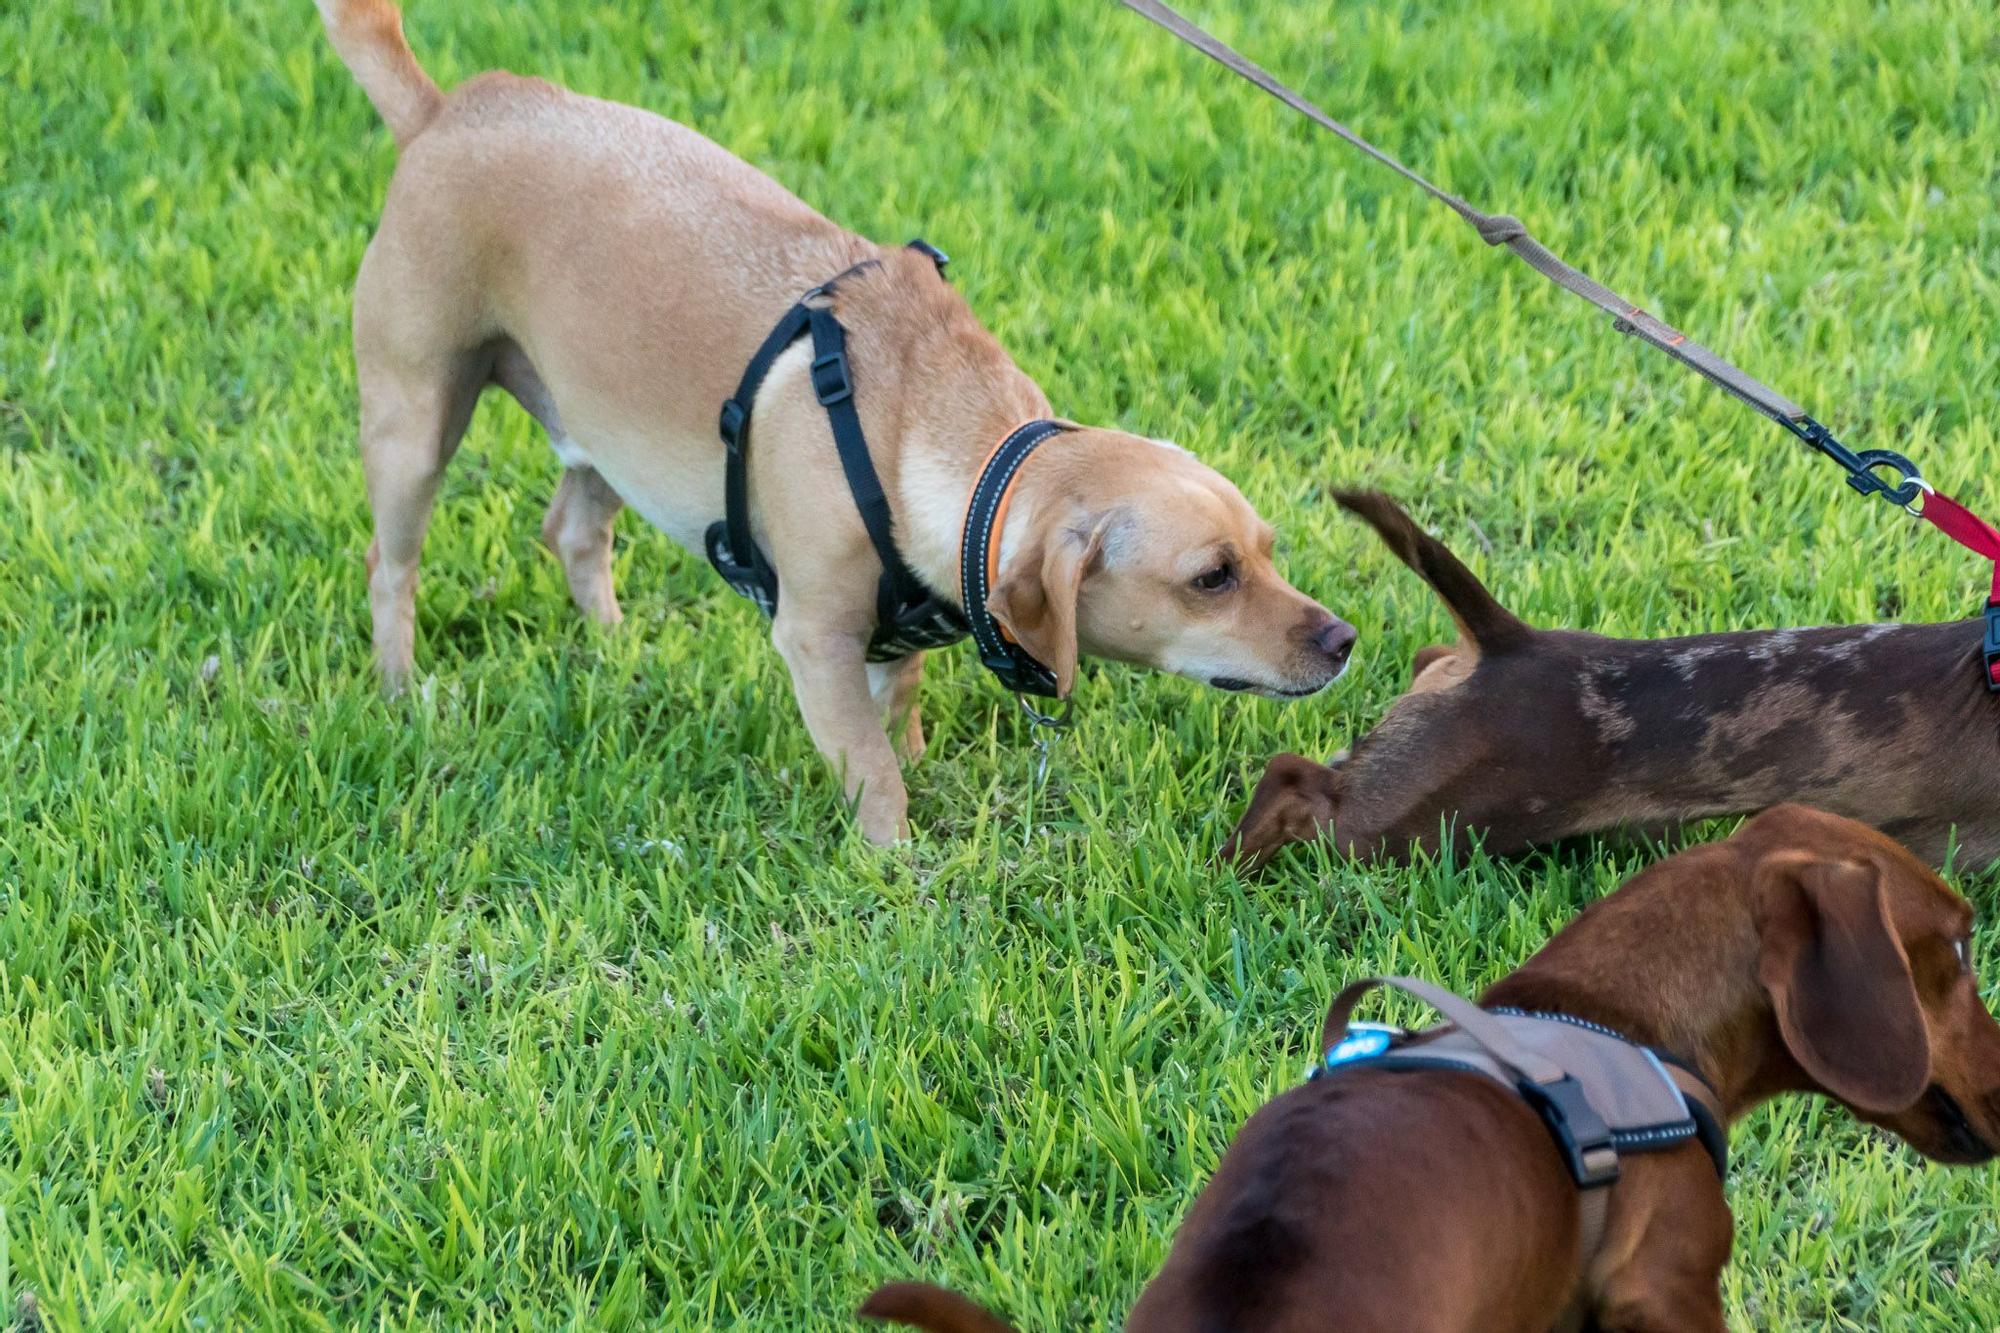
861,806 -> 2000,1330
315,1 -> 1353,843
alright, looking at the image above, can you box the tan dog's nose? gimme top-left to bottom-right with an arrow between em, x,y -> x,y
1305,615 -> 1358,672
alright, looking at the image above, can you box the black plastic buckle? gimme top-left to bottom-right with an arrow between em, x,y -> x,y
1984,603 -> 2000,694
981,645 -> 1059,699
1519,1076 -> 1620,1189
810,351 -> 853,406
980,645 -> 1022,678
906,238 -> 950,273
718,399 -> 748,449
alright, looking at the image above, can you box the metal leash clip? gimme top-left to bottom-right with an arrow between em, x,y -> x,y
1784,415 -> 1927,509
1015,693 -> 1075,787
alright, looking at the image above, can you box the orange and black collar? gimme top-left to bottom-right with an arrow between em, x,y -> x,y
959,419 -> 1073,698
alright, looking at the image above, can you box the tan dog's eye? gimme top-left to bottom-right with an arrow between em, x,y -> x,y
1192,562 -> 1237,593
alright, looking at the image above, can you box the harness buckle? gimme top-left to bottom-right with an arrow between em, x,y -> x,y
811,351 -> 854,406
1520,1075 -> 1621,1189
1983,603 -> 2000,693
718,399 -> 748,449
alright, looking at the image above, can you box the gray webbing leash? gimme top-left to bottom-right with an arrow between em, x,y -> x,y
1120,0 -> 2000,693
1115,0 -> 1931,506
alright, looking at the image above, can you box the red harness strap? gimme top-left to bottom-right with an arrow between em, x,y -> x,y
1915,489 -> 2000,689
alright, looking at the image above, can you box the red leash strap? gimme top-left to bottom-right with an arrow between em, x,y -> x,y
1917,490 -> 2000,603
1916,489 -> 2000,690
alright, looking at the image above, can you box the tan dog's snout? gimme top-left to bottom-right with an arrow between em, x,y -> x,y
1295,610 -> 1358,678
1032,434 -> 1355,704
1204,600 -> 1354,700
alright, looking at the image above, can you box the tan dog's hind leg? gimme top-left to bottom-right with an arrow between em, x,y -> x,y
869,654 -> 926,762
776,619 -> 910,844
358,351 -> 481,689
486,340 -> 625,626
540,466 -> 625,625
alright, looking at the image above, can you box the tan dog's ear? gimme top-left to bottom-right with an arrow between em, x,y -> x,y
1754,852 -> 1931,1114
1220,753 -> 1344,869
987,516 -> 1109,698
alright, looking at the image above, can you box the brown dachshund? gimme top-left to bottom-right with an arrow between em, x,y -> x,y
860,806 -> 2000,1331
1225,491 -> 2000,871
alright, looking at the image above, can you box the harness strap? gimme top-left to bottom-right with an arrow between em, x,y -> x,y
960,419 -> 1075,698
710,304 -> 815,617
1322,976 -> 1567,1087
803,305 -> 933,621
1556,1062 -> 1723,1333
1550,1188 -> 1611,1333
706,243 -> 972,664
1661,1062 -> 1732,1180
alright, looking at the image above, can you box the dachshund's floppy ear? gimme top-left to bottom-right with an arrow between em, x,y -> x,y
860,1281 -> 1017,1333
987,514 -> 1110,699
1221,753 -> 1345,870
1754,852 -> 1931,1114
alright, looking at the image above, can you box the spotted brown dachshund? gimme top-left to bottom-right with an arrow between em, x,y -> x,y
861,806 -> 2000,1331
1225,491 -> 2000,871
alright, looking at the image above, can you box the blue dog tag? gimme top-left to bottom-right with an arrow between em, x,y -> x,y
1311,1022 -> 1403,1079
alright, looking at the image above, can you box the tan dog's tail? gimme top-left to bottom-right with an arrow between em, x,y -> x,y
1333,491 -> 1533,654
315,0 -> 443,146
859,1283 -> 1017,1333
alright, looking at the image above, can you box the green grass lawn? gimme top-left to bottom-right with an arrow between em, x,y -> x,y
4,0 -> 1999,1326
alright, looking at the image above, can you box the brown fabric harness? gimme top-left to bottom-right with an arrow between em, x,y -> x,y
1318,978 -> 1728,1333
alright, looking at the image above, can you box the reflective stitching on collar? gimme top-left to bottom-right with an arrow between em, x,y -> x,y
960,420 -> 1071,695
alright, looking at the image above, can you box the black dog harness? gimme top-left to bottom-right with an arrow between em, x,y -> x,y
704,243 -> 1072,697
1315,977 -> 1728,1332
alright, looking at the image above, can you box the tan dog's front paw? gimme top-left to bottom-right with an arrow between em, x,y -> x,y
376,661 -> 413,698
858,794 -> 912,846
575,585 -> 624,627
861,816 -> 912,846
